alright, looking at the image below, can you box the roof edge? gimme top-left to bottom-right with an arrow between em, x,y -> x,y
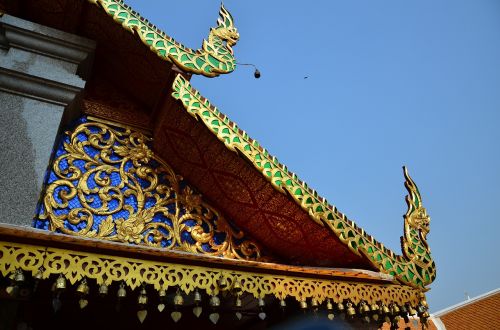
433,288 -> 500,316
171,74 -> 436,290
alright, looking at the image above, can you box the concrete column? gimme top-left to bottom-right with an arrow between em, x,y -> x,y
0,14 -> 95,226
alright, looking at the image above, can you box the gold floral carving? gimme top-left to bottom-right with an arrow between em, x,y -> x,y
37,120 -> 263,261
0,241 -> 422,306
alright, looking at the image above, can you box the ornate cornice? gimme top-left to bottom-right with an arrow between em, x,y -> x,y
0,239 -> 423,307
88,0 -> 238,77
171,74 -> 436,289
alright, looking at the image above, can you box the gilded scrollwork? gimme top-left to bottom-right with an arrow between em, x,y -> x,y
35,118 -> 264,261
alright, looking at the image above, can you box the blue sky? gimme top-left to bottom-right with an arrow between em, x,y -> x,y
126,0 -> 500,311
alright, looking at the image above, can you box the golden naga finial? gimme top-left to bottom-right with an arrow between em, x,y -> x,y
89,0 -> 239,77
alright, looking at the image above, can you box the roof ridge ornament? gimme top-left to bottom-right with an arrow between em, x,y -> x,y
172,75 -> 437,289
88,0 -> 238,77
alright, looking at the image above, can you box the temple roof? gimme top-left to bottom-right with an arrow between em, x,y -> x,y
0,0 -> 436,290
168,76 -> 436,289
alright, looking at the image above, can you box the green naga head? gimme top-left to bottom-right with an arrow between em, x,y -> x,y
209,4 -> 240,54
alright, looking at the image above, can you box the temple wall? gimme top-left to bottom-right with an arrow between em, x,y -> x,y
0,14 -> 95,226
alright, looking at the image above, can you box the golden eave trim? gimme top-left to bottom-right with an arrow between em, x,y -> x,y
0,224 -> 391,283
0,232 -> 423,306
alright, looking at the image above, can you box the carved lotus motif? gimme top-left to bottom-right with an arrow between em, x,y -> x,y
180,187 -> 202,213
114,144 -> 153,164
116,218 -> 145,244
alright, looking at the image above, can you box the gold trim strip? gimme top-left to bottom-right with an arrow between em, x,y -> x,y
0,240 -> 422,306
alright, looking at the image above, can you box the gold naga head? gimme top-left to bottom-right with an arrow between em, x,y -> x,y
403,166 -> 431,245
211,4 -> 240,52
408,206 -> 430,240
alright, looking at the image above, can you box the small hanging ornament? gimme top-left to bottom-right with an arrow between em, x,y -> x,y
34,268 -> 44,280
76,279 -> 89,309
137,286 -> 148,306
209,295 -> 220,324
98,283 -> 108,297
116,282 -> 126,312
258,297 -> 266,320
117,283 -> 127,299
137,310 -> 147,324
235,295 -> 242,307
371,303 -> 381,321
218,276 -> 229,291
55,274 -> 66,291
173,289 -> 183,306
170,289 -> 183,323
14,269 -> 25,284
192,289 -> 202,318
300,300 -> 308,310
76,279 -> 89,296
235,312 -> 243,320
31,267 -> 44,293
233,280 -> 242,294
136,285 -> 148,323
280,299 -> 287,310
210,295 -> 220,308
327,299 -> 334,320
311,298 -> 319,313
346,301 -> 356,317
158,289 -> 166,312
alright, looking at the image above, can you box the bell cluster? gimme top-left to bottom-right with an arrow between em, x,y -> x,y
3,268 -> 430,327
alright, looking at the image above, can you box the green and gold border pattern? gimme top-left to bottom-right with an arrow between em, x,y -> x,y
88,0 -> 238,77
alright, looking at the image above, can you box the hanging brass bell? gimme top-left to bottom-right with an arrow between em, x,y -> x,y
280,299 -> 287,308
218,277 -> 228,290
235,296 -> 242,307
258,298 -> 265,308
337,302 -> 345,312
311,299 -> 318,308
117,283 -> 127,298
391,304 -> 400,315
300,300 -> 308,309
138,295 -> 148,305
417,305 -> 426,314
361,302 -> 370,314
346,302 -> 356,316
138,287 -> 148,306
326,300 -> 333,311
173,290 -> 183,306
210,295 -> 220,307
371,303 -> 380,312
400,304 -> 408,314
194,289 -> 202,303
233,281 -> 242,293
14,269 -> 25,283
158,289 -> 167,298
409,306 -> 417,315
97,284 -> 107,296
34,268 -> 44,280
76,279 -> 89,295
55,275 -> 66,290
381,304 -> 390,314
